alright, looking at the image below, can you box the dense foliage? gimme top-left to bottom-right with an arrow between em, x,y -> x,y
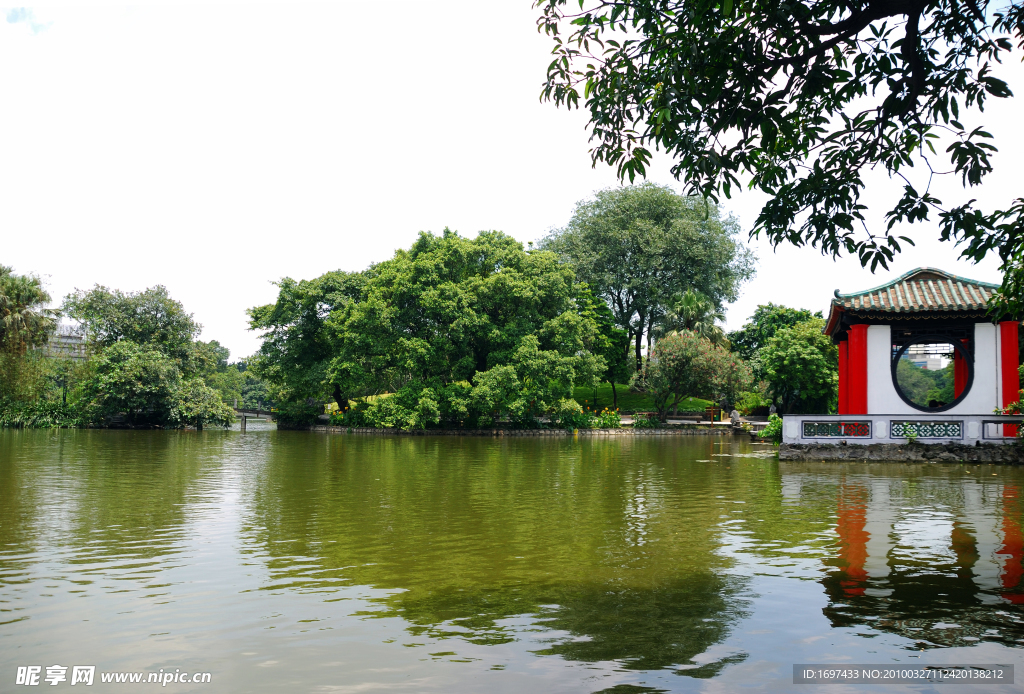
588,294 -> 631,408
758,318 -> 838,414
541,184 -> 753,370
80,341 -> 181,426
75,341 -> 233,428
728,304 -> 822,362
247,270 -> 366,407
727,303 -> 832,414
761,414 -> 783,445
1,276 -> 251,429
536,0 -> 1024,313
251,230 -> 606,429
631,330 -> 752,420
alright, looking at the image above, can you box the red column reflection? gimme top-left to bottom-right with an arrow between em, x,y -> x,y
998,485 -> 1024,604
836,485 -> 869,597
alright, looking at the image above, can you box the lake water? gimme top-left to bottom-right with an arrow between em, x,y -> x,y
2,429 -> 1023,692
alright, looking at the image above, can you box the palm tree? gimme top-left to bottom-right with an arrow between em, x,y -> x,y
0,265 -> 58,355
660,290 -> 729,347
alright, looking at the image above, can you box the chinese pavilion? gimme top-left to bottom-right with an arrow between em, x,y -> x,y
824,267 -> 1019,416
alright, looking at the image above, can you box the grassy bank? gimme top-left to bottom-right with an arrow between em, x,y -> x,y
573,383 -> 712,413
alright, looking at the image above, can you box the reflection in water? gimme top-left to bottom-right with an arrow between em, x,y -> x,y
1,431 -> 1023,693
0,431 -> 219,629
242,435 -> 750,673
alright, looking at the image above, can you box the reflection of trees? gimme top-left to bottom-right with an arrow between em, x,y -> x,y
0,429 -> 221,623
242,434 -> 751,670
0,430 -> 42,549
60,431 -> 217,558
533,576 -> 746,674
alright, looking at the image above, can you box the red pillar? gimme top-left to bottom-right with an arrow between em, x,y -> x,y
953,348 -> 969,398
1001,322 -> 1019,436
838,339 -> 849,415
847,325 -> 868,415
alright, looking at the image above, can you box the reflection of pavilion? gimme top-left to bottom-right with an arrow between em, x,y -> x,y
824,480 -> 1024,647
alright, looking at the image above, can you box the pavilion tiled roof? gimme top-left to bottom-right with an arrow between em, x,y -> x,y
825,268 -> 1001,336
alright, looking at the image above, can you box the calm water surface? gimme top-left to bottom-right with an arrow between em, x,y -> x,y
1,429 -> 1023,692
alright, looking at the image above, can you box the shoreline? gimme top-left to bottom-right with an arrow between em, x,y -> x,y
306,424 -> 736,437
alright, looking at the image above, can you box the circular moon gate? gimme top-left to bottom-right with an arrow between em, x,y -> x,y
891,338 -> 973,413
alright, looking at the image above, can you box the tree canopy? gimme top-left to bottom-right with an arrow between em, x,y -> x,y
758,317 -> 838,413
250,229 -> 605,428
631,330 -> 751,419
536,0 -> 1024,310
660,289 -> 729,346
728,303 -> 823,361
63,285 -> 203,373
78,340 -> 234,428
541,183 -> 754,370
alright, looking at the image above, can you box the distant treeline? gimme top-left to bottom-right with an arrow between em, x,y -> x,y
0,268 -> 269,429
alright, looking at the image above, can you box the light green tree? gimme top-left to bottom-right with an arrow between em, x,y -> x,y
541,184 -> 754,371
631,330 -> 752,420
168,379 -> 235,430
727,304 -> 823,362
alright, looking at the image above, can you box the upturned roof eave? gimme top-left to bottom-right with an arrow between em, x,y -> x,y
832,267 -> 1000,301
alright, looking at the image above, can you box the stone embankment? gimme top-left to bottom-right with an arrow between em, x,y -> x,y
308,425 -> 733,437
780,442 -> 1024,463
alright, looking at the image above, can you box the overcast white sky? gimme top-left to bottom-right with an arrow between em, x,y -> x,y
3,2 -> 1021,359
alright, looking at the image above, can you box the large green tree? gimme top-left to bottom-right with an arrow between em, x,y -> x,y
541,183 -> 754,371
247,270 -> 367,406
63,285 -> 204,373
78,341 -> 234,429
58,285 -> 240,428
536,0 -> 1024,311
251,229 -> 605,428
80,341 -> 181,427
758,318 -> 838,413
